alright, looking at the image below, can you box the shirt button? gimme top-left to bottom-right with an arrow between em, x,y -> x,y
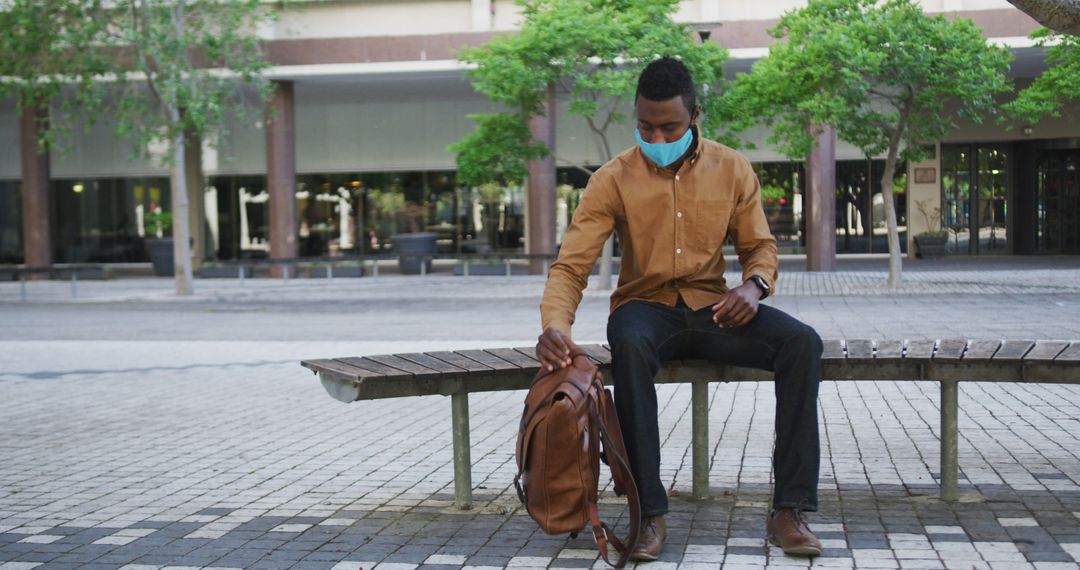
676,248 -> 682,254
677,212 -> 683,218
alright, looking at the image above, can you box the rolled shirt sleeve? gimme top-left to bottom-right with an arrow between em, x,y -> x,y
539,171 -> 619,339
728,161 -> 778,293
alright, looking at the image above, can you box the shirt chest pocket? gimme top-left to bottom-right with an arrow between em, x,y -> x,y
694,199 -> 734,250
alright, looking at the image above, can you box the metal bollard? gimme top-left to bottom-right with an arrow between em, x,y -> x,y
372,261 -> 379,279
20,274 -> 26,303
420,256 -> 427,277
238,264 -> 245,286
327,263 -> 333,282
505,259 -> 512,281
463,260 -> 469,277
71,271 -> 77,299
282,264 -> 289,282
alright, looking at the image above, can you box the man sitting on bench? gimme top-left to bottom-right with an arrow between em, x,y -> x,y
535,57 -> 825,561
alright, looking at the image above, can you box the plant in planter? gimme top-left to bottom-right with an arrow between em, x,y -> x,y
913,199 -> 949,258
144,210 -> 175,276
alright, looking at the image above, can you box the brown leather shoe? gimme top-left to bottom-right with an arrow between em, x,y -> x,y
767,508 -> 822,556
630,515 -> 666,561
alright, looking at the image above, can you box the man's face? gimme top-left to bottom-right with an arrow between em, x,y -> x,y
635,95 -> 699,144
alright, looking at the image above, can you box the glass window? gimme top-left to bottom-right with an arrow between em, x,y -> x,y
51,177 -> 170,263
0,180 -> 21,264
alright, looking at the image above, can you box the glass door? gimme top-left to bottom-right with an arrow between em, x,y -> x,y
940,144 -> 1010,254
1036,151 -> 1080,253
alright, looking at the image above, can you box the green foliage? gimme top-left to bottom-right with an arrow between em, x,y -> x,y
143,210 -> 173,235
448,113 -> 549,187
0,0 -> 113,150
452,0 -> 728,182
1004,29 -> 1080,124
720,0 -> 1012,162
108,0 -> 276,164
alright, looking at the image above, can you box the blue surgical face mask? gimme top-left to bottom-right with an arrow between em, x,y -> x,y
636,126 -> 694,168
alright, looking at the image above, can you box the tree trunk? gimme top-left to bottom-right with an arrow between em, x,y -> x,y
170,110 -> 195,296
1005,0 -> 1080,35
881,143 -> 903,288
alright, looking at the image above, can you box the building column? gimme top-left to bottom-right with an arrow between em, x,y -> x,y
805,125 -> 837,271
19,100 -> 51,278
184,130 -> 207,271
526,85 -> 557,275
266,80 -> 297,277
471,0 -> 492,30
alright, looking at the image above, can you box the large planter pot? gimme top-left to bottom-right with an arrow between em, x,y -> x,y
392,232 -> 438,275
145,237 -> 174,276
914,234 -> 948,259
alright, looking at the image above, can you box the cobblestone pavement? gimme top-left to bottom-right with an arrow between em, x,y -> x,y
2,257 -> 1080,569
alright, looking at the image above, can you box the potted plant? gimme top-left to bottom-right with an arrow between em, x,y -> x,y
913,199 -> 949,258
144,210 -> 174,276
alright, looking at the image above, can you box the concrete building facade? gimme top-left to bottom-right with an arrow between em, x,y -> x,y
1,0 -> 1077,269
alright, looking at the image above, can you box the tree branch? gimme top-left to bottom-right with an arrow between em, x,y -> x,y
1005,0 -> 1080,35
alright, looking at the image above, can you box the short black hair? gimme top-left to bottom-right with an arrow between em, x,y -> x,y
635,56 -> 696,112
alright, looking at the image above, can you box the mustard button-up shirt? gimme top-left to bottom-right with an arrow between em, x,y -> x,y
540,132 -> 779,339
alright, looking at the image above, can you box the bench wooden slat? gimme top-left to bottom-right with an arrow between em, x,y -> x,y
579,344 -> 613,366
846,339 -> 874,360
963,339 -> 1002,360
992,340 -> 1035,361
905,339 -> 937,360
485,348 -> 539,369
397,353 -> 467,375
426,351 -> 495,373
935,339 -> 968,360
336,357 -> 408,378
1024,340 -> 1070,361
1054,342 -> 1080,362
512,347 -> 543,365
821,339 -> 845,360
454,349 -> 521,372
301,358 -> 363,381
876,340 -> 904,359
366,354 -> 442,379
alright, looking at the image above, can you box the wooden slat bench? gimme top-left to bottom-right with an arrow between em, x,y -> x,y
301,339 -> 1080,509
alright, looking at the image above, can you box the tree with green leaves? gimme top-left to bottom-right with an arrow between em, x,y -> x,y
1005,29 -> 1079,125
0,0 -> 111,145
0,0 -> 112,271
451,0 -> 728,289
105,0 -> 274,295
721,0 -> 1011,287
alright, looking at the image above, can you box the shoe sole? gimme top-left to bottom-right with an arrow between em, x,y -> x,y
768,535 -> 821,557
629,550 -> 660,562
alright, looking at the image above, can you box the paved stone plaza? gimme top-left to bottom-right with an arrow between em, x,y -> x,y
2,257 -> 1080,569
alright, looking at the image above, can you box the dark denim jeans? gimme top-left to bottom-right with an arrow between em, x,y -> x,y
606,297 -> 823,516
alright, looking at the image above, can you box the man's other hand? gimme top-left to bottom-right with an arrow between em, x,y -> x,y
711,282 -> 761,328
536,327 -> 573,371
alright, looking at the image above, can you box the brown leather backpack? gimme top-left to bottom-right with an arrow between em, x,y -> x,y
514,347 -> 641,568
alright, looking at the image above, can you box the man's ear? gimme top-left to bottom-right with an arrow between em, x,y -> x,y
690,105 -> 702,125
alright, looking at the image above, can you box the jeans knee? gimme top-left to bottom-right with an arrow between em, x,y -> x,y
784,325 -> 823,358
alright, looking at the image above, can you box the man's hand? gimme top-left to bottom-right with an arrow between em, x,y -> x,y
536,327 -> 574,371
711,282 -> 761,328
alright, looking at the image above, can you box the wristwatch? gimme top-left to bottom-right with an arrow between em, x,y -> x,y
749,275 -> 771,300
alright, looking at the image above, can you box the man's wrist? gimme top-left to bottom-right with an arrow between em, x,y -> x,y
746,275 -> 770,300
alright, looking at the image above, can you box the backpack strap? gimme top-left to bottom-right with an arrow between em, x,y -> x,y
587,386 -> 641,568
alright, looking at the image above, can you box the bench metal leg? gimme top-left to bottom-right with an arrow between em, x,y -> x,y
940,380 -> 959,501
692,380 -> 709,500
451,390 -> 473,509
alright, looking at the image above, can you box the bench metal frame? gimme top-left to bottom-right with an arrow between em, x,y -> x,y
301,339 -> 1080,509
